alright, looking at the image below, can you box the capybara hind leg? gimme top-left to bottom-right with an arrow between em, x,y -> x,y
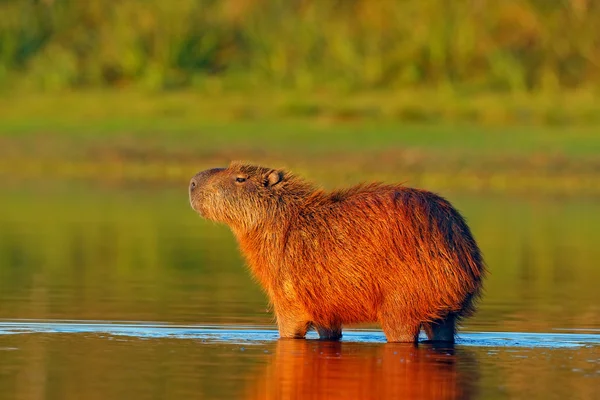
423,314 -> 456,343
316,325 -> 342,341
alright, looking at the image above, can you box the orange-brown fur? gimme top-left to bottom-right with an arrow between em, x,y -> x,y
189,162 -> 486,342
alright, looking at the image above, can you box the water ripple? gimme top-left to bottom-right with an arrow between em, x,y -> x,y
0,320 -> 598,348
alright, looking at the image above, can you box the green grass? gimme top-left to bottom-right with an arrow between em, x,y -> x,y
0,91 -> 598,196
1,90 -> 599,153
2,89 -> 600,131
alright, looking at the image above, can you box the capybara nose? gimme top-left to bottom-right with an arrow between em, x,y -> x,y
189,167 -> 226,195
189,178 -> 197,193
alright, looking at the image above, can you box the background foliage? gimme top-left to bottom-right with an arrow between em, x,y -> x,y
1,0 -> 599,93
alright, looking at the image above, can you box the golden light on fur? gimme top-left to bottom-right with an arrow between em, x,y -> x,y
189,162 -> 486,343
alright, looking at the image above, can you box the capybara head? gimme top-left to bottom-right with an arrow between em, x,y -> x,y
189,162 -> 314,232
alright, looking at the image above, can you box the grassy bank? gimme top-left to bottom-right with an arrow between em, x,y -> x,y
1,89 -> 600,128
1,91 -> 598,197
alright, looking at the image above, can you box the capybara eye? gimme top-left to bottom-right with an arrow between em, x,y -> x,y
190,181 -> 196,190
235,177 -> 246,183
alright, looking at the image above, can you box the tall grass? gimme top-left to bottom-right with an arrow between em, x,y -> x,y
0,0 -> 599,93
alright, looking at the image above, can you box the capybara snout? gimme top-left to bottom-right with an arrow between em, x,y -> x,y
190,161 -> 486,343
189,167 -> 227,217
189,167 -> 225,195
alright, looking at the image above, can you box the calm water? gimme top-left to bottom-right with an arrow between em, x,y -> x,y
0,182 -> 599,399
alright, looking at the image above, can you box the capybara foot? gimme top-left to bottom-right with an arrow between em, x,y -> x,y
277,318 -> 311,339
316,325 -> 342,341
423,314 -> 456,343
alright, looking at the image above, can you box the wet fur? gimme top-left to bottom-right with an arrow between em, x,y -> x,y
189,162 -> 486,343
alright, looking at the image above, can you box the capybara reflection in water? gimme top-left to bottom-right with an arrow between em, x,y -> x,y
189,162 -> 485,342
245,340 -> 477,400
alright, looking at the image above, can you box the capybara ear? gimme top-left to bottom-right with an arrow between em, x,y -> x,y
265,170 -> 283,187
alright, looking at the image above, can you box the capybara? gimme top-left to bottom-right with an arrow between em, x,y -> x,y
189,162 -> 485,342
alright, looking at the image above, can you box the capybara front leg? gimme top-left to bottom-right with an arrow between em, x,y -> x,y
316,325 -> 342,341
378,303 -> 421,343
380,321 -> 420,343
423,314 -> 456,343
276,311 -> 310,339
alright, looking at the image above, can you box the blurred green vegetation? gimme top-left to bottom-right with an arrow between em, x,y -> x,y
1,108 -> 599,196
1,0 -> 599,96
0,0 -> 598,194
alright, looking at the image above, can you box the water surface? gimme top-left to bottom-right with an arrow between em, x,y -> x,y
0,321 -> 598,400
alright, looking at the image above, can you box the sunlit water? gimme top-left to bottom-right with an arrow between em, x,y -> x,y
1,183 -> 599,399
0,321 -> 598,400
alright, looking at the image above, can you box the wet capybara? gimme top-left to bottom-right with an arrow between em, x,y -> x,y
189,162 -> 485,342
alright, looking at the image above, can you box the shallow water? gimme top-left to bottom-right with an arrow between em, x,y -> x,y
0,183 -> 599,399
0,321 -> 598,400
0,322 -> 598,400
